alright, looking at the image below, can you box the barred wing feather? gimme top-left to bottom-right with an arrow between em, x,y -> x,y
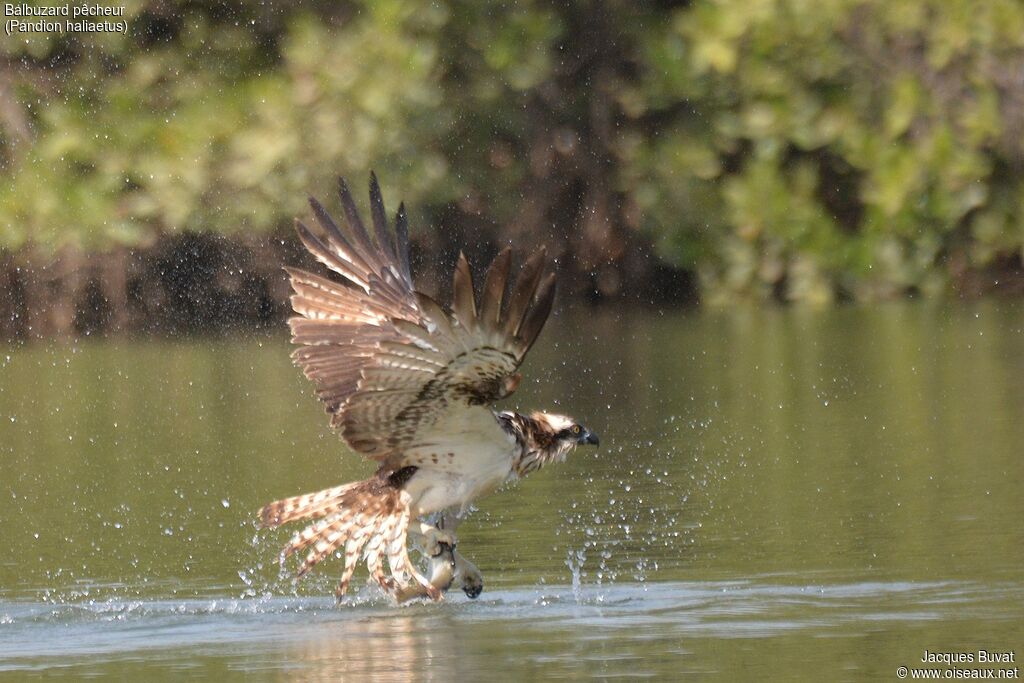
287,175 -> 556,467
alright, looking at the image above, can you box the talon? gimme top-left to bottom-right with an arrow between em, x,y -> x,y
417,526 -> 456,560
436,541 -> 458,569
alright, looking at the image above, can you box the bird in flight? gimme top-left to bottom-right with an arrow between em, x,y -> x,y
258,174 -> 599,602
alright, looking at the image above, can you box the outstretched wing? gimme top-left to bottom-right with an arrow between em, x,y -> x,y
288,174 -> 556,466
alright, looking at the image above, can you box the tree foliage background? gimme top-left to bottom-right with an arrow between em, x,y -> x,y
2,0 -> 1023,317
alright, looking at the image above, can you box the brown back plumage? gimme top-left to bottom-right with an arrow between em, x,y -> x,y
287,174 -> 557,462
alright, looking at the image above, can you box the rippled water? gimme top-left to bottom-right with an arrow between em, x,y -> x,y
1,303 -> 1022,679
3,581 -> 1021,679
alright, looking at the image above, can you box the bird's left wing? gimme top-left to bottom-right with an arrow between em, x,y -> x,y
288,175 -> 556,466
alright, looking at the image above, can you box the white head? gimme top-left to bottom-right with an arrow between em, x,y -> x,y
531,411 -> 600,450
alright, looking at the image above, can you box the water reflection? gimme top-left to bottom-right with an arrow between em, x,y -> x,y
280,614 -> 452,682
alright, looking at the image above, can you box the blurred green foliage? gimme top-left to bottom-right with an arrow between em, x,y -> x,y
2,0 -> 1023,303
631,0 -> 1024,302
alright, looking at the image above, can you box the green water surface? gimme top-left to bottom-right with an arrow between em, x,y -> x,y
1,303 -> 1022,680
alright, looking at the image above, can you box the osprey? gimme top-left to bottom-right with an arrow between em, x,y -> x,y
258,174 -> 599,602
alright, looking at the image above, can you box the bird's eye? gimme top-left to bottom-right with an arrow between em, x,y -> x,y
571,425 -> 581,434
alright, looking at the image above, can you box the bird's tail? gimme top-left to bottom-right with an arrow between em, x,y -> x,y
257,477 -> 438,599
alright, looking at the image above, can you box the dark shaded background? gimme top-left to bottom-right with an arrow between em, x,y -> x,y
2,0 -> 1023,337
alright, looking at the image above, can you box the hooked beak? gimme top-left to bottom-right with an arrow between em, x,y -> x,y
577,428 -> 600,447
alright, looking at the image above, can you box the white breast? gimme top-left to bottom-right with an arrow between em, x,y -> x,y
401,407 -> 519,516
